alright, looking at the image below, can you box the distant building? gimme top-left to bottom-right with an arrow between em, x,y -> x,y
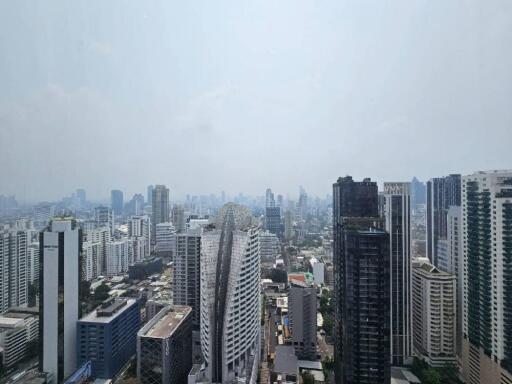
426,175 -> 461,266
128,215 -> 151,257
172,205 -> 186,233
94,206 -> 114,236
147,185 -> 154,206
39,218 -> 82,383
82,241 -> 102,281
288,286 -> 317,360
110,190 -> 124,217
0,229 -> 28,312
137,305 -> 193,384
151,185 -> 170,245
260,230 -> 279,262
155,222 -> 176,259
265,206 -> 282,238
412,261 -> 456,368
77,298 -> 140,379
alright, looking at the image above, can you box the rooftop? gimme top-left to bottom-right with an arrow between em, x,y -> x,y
79,298 -> 137,323
142,305 -> 191,339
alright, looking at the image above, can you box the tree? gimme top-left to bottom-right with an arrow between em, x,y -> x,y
93,283 -> 110,303
422,368 -> 441,384
301,372 -> 315,384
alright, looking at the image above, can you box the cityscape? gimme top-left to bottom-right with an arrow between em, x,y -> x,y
1,1 -> 511,384
0,172 -> 511,384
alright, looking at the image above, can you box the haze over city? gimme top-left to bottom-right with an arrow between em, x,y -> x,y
1,0 -> 511,201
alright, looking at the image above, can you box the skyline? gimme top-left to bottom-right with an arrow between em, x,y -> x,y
1,0 -> 512,201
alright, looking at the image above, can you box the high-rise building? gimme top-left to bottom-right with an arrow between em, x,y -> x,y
82,241 -> 102,281
147,185 -> 154,206
77,298 -> 140,379
410,177 -> 426,209
137,305 -> 193,384
155,222 -> 176,259
199,203 -> 260,383
461,170 -> 512,383
111,190 -> 124,217
86,226 -> 111,274
151,185 -> 170,245
128,215 -> 151,257
333,176 -> 390,384
94,206 -> 114,236
173,230 -> 201,329
383,182 -> 412,366
39,218 -> 82,383
426,174 -> 461,266
28,242 -> 40,285
288,285 -> 317,360
0,230 -> 28,313
259,230 -> 279,262
265,206 -> 282,238
284,209 -> 293,240
106,239 -> 133,276
265,188 -> 275,208
412,260 -> 456,368
76,189 -> 86,207
172,204 -> 186,233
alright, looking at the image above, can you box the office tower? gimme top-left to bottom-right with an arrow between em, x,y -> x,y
125,194 -> 145,216
284,210 -> 293,240
94,206 -> 114,236
259,230 -> 279,262
151,185 -> 170,245
39,218 -> 82,383
172,204 -> 186,233
110,190 -> 124,217
0,310 -> 38,368
265,206 -> 282,238
200,203 -> 260,383
77,298 -> 140,379
137,305 -> 193,384
147,185 -> 154,206
128,215 -> 151,257
76,189 -> 86,207
173,230 -> 201,329
277,194 -> 284,208
82,241 -> 102,281
288,285 -> 317,360
383,182 -> 412,366
426,174 -> 461,266
266,188 -> 275,208
412,260 -> 456,367
0,230 -> 28,313
410,177 -> 426,209
461,170 -> 512,383
378,192 -> 386,218
155,222 -> 176,259
333,176 -> 389,384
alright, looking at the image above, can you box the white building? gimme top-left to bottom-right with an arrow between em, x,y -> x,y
82,241 -> 102,281
128,215 -> 151,257
28,242 -> 39,284
0,230 -> 28,313
412,261 -> 456,368
86,227 -> 111,275
199,203 -> 260,383
40,218 -> 81,382
0,311 -> 38,368
461,170 -> 512,383
106,239 -> 132,277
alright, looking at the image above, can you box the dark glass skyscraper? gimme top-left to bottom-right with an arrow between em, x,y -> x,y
426,174 -> 461,266
265,206 -> 282,238
333,176 -> 390,384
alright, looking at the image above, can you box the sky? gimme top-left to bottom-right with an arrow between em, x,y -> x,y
1,0 -> 511,202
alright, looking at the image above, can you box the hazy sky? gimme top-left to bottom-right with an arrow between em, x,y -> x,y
1,1 -> 511,201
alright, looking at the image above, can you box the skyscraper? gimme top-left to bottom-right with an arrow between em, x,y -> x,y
110,190 -> 124,217
288,285 -> 317,360
199,203 -> 260,383
0,230 -> 29,312
128,215 -> 151,257
461,170 -> 512,383
151,185 -> 169,245
147,185 -> 154,206
172,204 -> 186,233
426,174 -> 461,266
265,188 -> 275,208
39,218 -> 82,383
265,206 -> 282,238
383,182 -> 412,366
333,176 -> 390,384
95,206 -> 114,236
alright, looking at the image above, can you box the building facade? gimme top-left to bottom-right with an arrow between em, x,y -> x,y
77,298 -> 140,379
39,218 -> 82,383
461,170 -> 512,384
426,175 -> 461,266
137,305 -> 193,384
200,203 -> 260,383
110,190 -> 124,217
288,285 -> 317,360
384,182 -> 412,366
151,185 -> 170,246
